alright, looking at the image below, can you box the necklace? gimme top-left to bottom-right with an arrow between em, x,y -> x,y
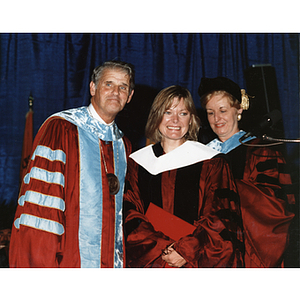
100,141 -> 120,195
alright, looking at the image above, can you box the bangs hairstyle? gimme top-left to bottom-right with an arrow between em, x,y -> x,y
200,90 -> 241,110
91,60 -> 135,93
145,85 -> 201,143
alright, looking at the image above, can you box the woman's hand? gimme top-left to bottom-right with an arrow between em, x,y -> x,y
161,243 -> 186,267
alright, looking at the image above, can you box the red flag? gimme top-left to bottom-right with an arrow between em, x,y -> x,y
19,106 -> 34,186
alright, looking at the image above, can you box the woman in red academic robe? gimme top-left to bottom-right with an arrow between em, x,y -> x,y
124,85 -> 244,268
198,77 -> 295,267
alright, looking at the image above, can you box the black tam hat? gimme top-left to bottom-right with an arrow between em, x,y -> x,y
198,77 -> 241,102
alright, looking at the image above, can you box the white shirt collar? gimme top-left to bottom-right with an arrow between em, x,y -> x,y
88,103 -> 114,126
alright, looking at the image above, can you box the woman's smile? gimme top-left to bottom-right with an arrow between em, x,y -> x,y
159,97 -> 191,144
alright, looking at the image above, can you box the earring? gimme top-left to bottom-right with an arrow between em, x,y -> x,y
237,114 -> 242,121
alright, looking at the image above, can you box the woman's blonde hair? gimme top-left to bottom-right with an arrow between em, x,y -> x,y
200,90 -> 241,109
145,85 -> 200,143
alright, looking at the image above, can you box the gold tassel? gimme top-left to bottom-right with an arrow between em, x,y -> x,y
241,89 -> 250,110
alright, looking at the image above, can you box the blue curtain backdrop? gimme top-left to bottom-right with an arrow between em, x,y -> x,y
0,33 -> 299,224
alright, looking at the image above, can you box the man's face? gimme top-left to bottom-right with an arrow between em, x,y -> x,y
90,68 -> 134,123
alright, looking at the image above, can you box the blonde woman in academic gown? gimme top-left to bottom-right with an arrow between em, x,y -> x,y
124,85 -> 244,268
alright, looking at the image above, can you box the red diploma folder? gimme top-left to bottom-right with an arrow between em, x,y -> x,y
145,202 -> 196,241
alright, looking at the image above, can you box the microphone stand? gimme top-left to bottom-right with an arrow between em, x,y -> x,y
239,134 -> 300,147
262,134 -> 300,143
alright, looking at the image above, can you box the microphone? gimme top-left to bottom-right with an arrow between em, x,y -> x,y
239,109 -> 282,142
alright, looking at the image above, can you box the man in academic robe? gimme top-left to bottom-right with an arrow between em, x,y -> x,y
9,60 -> 134,268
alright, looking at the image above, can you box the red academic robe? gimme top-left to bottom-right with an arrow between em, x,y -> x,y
10,109 -> 131,268
124,142 -> 244,268
226,140 -> 295,267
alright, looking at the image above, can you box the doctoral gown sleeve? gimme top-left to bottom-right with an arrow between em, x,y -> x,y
237,145 -> 295,267
172,156 -> 244,268
9,117 -> 80,267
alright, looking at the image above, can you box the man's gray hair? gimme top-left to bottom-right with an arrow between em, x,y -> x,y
91,60 -> 135,93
